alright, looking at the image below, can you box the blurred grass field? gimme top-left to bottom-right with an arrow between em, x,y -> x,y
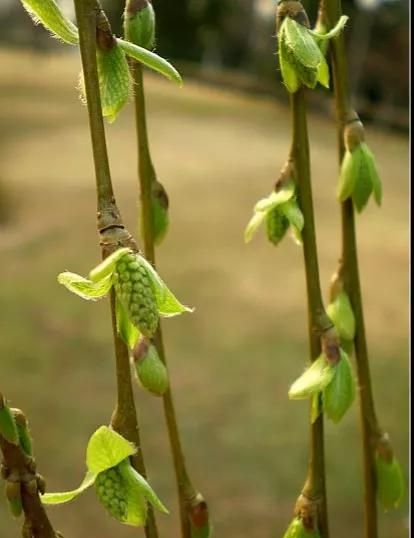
0,49 -> 409,538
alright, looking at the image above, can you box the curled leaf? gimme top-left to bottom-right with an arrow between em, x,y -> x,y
86,426 -> 136,475
119,460 -> 168,514
289,355 -> 334,400
57,272 -> 112,301
41,471 -> 96,505
117,38 -> 182,85
89,247 -> 131,282
20,0 -> 79,45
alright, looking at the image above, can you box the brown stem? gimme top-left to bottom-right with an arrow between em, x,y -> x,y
72,2 -> 158,536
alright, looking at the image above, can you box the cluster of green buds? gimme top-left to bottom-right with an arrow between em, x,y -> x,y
337,120 -> 382,212
288,332 -> 356,423
58,247 -> 192,350
18,0 -> 182,123
374,433 -> 404,511
42,426 -> 167,526
276,1 -> 348,93
245,161 -> 304,246
132,337 -> 169,396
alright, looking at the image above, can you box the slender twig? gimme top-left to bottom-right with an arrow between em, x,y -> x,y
290,89 -> 333,538
72,2 -> 158,537
318,1 -> 382,535
133,62 -> 208,538
0,394 -> 59,538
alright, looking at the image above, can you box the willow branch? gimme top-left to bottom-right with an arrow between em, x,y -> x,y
318,1 -> 381,535
132,62 -> 209,538
72,2 -> 158,536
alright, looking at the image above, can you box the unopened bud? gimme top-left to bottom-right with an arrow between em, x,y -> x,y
124,0 -> 156,50
0,396 -> 19,445
5,480 -> 23,518
133,339 -> 169,396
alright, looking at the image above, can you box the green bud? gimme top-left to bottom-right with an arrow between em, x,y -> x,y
322,349 -> 355,423
283,517 -> 320,538
289,355 -> 334,400
12,409 -> 33,457
5,480 -> 23,518
141,181 -> 169,246
266,207 -> 289,245
327,290 -> 356,341
124,0 -> 156,50
337,122 -> 382,211
375,438 -> 404,511
113,252 -> 159,337
95,466 -> 128,522
0,397 -> 19,445
133,339 -> 169,396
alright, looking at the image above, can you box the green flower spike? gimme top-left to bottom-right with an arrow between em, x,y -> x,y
42,426 -> 168,526
282,517 -> 320,538
337,121 -> 382,212
19,0 -> 181,123
277,13 -> 348,92
245,172 -> 304,246
58,247 -> 192,348
375,434 -> 405,511
124,0 -> 156,50
289,349 -> 355,423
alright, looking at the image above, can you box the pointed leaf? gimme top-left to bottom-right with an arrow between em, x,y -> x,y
316,55 -> 330,88
279,199 -> 304,231
244,210 -> 267,243
279,36 -> 300,93
117,38 -> 182,85
323,350 -> 355,423
86,426 -> 136,475
337,148 -> 359,202
42,471 -> 96,505
89,248 -> 132,282
254,182 -> 295,212
20,0 -> 79,45
57,272 -> 112,301
376,454 -> 404,511
363,143 -> 382,206
352,144 -> 374,213
310,393 -> 321,424
327,290 -> 356,341
284,18 -> 322,69
116,297 -> 140,349
289,355 -> 334,400
137,256 -> 193,317
309,16 -> 349,40
119,460 -> 168,514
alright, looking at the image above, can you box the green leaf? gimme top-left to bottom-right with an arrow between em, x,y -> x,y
244,210 -> 268,243
363,143 -> 382,206
352,144 -> 374,213
284,18 -> 322,69
86,426 -> 136,475
42,471 -> 96,505
279,199 -> 304,232
375,454 -> 404,511
137,256 -> 193,317
117,38 -> 182,85
253,181 -> 295,213
279,37 -> 300,93
337,148 -> 359,202
310,393 -> 321,424
289,355 -> 334,400
265,208 -> 289,246
89,248 -> 132,282
327,290 -> 356,341
0,403 -> 19,445
57,272 -> 113,301
309,16 -> 349,41
316,55 -> 330,88
20,0 -> 79,45
283,517 -> 321,538
323,350 -> 355,423
119,460 -> 168,514
116,297 -> 140,349
90,43 -> 132,123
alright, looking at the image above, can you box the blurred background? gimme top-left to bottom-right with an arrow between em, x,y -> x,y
0,1 -> 409,537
